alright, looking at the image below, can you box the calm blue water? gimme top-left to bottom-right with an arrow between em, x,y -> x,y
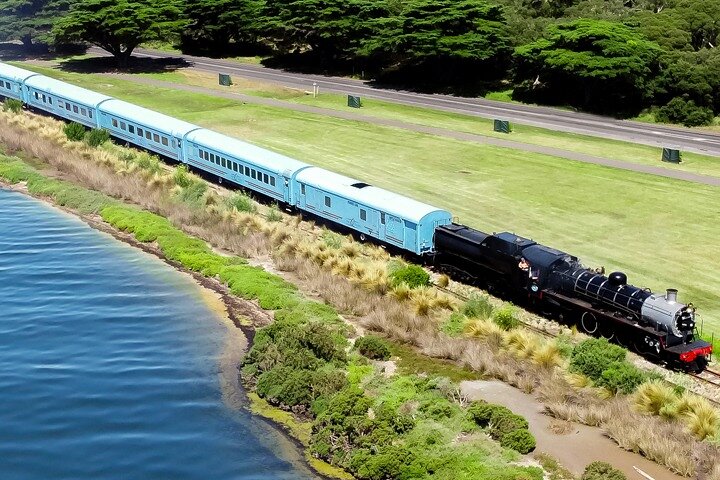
0,188 -> 318,480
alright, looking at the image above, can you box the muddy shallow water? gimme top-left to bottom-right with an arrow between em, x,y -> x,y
460,380 -> 685,480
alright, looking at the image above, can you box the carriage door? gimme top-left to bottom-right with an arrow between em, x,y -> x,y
404,221 -> 417,252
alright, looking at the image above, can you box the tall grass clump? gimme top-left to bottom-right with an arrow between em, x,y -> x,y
634,380 -> 678,417
2,98 -> 22,113
85,128 -> 110,147
63,121 -> 86,142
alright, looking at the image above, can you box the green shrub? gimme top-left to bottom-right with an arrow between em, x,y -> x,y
389,264 -> 430,288
84,128 -> 110,147
178,180 -> 207,204
173,164 -> 192,188
569,338 -> 626,382
467,401 -> 501,425
2,98 -> 22,113
596,361 -> 646,395
256,366 -> 315,408
500,428 -> 536,454
355,335 -> 391,360
267,203 -> 282,221
581,461 -> 627,480
441,311 -> 467,337
227,191 -> 256,213
489,410 -> 529,439
493,305 -> 519,330
555,334 -> 574,358
63,122 -> 86,142
462,294 -> 494,319
656,97 -> 714,127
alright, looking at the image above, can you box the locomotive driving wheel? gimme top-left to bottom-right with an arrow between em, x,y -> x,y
580,312 -> 599,335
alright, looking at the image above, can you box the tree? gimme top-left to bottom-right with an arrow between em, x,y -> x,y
0,0 -> 71,46
259,0 -> 389,61
53,0 -> 186,65
513,19 -> 662,114
181,0 -> 262,55
673,0 -> 720,50
359,0 -> 512,84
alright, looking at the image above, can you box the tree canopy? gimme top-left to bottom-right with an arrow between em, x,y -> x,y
514,19 -> 661,113
0,0 -> 70,46
53,0 -> 185,64
181,0 -> 262,55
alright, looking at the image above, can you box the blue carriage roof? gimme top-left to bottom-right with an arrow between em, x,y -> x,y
25,74 -> 112,106
295,167 -> 451,224
185,129 -> 311,176
98,99 -> 199,137
0,61 -> 39,82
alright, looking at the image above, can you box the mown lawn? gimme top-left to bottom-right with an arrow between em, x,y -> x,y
11,63 -> 720,340
134,68 -> 720,179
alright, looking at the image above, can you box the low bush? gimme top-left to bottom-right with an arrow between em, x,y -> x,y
63,121 -> 86,142
355,335 -> 392,361
569,338 -> 626,382
388,264 -> 430,289
656,97 -> 714,127
581,461 -> 626,480
596,361 -> 646,395
85,128 -> 110,147
227,191 -> 256,213
462,294 -> 494,319
493,305 -> 519,330
2,98 -> 23,113
500,428 -> 536,454
267,203 -> 282,221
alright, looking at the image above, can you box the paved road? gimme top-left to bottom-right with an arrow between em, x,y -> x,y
92,47 -> 720,158
112,74 -> 720,187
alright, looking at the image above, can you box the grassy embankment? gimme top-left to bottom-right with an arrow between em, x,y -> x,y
0,124 -> 547,479
3,106 -> 720,477
10,62 -> 720,343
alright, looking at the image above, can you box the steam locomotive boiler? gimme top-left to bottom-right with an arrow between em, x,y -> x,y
433,223 -> 713,371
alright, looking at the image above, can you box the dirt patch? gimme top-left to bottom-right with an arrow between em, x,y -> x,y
460,379 -> 686,480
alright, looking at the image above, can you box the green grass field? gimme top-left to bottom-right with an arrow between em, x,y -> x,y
131,68 -> 720,179
10,62 -> 720,341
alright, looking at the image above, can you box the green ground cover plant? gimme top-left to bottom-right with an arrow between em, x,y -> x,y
354,335 -> 392,361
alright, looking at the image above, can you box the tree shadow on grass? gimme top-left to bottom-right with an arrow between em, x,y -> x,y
58,55 -> 190,74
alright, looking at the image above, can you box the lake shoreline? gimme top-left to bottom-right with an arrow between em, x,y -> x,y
0,179 -> 339,480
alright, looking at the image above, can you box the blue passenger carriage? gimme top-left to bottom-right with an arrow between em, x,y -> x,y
97,100 -> 198,162
184,129 -> 310,203
293,167 -> 451,255
0,62 -> 36,101
24,75 -> 111,127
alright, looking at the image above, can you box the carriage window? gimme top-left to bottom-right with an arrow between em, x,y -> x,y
48,98 -> 53,105
161,137 -> 169,146
360,209 -> 367,221
251,170 -> 257,179
73,106 -> 79,113
112,119 -> 118,127
153,133 -> 160,143
145,130 -> 151,140
120,122 -> 126,130
270,177 -> 276,187
33,92 -> 38,100
221,158 -> 226,168
380,212 -> 386,224
41,94 -> 46,102
137,128 -> 143,137
263,174 -> 269,184
300,184 -> 305,195
128,125 -> 134,134
244,166 -> 249,176
89,111 -> 93,118
233,162 -> 238,172
325,196 -> 331,207
81,108 -> 87,116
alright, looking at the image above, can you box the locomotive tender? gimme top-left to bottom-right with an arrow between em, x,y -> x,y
0,61 -> 711,371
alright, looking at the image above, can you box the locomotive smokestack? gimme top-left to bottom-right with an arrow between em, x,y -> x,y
666,289 -> 678,303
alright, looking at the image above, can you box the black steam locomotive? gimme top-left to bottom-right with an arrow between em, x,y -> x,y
433,223 -> 713,372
